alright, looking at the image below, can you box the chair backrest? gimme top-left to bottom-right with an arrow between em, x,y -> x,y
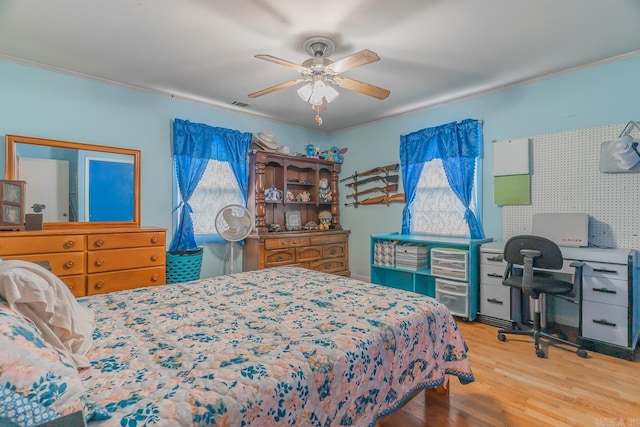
503,235 -> 564,270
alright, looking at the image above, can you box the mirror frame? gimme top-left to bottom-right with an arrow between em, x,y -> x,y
4,134 -> 141,229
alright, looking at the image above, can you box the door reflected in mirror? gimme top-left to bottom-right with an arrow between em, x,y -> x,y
4,135 -> 140,229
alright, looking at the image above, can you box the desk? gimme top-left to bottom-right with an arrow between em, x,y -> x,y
478,241 -> 639,360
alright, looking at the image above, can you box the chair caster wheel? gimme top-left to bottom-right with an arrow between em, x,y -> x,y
577,349 -> 588,358
536,349 -> 545,358
498,333 -> 506,342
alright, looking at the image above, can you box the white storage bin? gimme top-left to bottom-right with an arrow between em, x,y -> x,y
435,278 -> 469,318
431,248 -> 468,281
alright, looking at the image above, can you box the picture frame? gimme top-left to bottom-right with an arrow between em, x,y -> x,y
285,211 -> 302,231
0,180 -> 26,230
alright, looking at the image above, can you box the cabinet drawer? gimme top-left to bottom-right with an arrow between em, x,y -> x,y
264,237 -> 310,250
5,252 -> 84,276
583,262 -> 627,279
310,234 -> 345,245
436,289 -> 469,318
264,249 -> 295,266
87,247 -> 165,273
582,276 -> 628,307
88,231 -> 165,250
61,275 -> 86,298
309,257 -> 347,274
435,278 -> 468,295
480,263 -> 505,286
296,246 -> 322,262
581,300 -> 629,347
480,251 -> 504,264
323,243 -> 346,259
88,267 -> 166,295
431,248 -> 468,262
480,284 -> 511,321
0,235 -> 83,256
431,265 -> 468,281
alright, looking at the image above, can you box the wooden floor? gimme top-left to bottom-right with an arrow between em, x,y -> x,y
378,321 -> 640,427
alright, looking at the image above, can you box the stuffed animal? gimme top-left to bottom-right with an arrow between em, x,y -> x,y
306,144 -> 320,159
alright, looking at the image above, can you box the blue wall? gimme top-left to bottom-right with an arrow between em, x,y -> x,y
2,53 -> 639,279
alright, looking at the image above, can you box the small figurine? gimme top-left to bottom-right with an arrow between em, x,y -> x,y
303,221 -> 319,231
300,191 -> 311,202
286,190 -> 295,201
318,210 -> 332,230
306,144 -> 320,159
330,146 -> 348,163
318,177 -> 331,203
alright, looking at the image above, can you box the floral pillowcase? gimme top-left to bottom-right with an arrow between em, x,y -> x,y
0,301 -> 87,426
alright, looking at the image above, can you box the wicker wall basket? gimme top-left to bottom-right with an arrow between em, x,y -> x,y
166,248 -> 203,284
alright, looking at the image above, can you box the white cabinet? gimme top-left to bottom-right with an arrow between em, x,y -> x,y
578,254 -> 638,359
478,243 -> 517,328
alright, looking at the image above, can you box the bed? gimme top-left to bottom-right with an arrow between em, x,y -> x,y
1,263 -> 473,426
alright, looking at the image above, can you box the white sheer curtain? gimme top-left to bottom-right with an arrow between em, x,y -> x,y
410,159 -> 477,237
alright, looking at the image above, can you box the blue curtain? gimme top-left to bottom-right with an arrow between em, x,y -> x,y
399,119 -> 484,238
169,118 -> 252,252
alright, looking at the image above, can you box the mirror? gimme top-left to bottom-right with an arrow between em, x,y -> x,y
4,135 -> 140,229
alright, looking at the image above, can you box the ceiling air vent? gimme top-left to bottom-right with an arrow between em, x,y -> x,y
230,100 -> 251,108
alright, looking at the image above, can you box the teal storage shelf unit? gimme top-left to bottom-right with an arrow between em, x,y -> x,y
370,233 -> 492,321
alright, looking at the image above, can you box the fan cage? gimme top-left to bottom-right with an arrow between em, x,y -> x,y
166,248 -> 203,284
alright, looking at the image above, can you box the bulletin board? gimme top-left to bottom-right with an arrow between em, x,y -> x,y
503,122 -> 640,250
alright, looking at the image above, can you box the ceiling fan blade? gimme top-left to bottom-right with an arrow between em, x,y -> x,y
248,78 -> 305,98
255,54 -> 308,72
328,49 -> 380,74
333,76 -> 390,100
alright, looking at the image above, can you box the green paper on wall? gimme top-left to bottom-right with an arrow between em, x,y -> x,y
494,174 -> 530,205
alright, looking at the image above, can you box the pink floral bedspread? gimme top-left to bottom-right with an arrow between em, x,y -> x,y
79,267 -> 473,426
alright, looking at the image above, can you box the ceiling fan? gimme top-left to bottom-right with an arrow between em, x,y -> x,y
248,36 -> 390,125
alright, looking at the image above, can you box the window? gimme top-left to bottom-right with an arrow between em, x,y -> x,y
409,158 -> 479,237
183,160 -> 244,243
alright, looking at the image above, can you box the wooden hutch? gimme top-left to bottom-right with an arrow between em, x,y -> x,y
243,150 -> 350,276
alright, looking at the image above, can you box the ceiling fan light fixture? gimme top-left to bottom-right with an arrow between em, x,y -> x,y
297,79 -> 339,105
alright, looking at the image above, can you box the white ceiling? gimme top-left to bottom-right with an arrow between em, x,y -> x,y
1,0 -> 640,132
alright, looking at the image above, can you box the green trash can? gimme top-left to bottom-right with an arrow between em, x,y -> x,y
166,248 -> 203,284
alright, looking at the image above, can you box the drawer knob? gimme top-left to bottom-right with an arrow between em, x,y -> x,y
593,268 -> 618,275
487,273 -> 502,278
487,298 -> 504,305
330,249 -> 337,255
276,255 -> 283,262
95,239 -> 104,247
64,260 -> 74,269
95,281 -> 105,289
151,237 -> 159,244
95,258 -> 104,266
64,240 -> 75,249
151,254 -> 158,262
67,284 -> 74,290
151,274 -> 159,282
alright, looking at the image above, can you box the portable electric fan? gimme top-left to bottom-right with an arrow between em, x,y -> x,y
214,204 -> 253,274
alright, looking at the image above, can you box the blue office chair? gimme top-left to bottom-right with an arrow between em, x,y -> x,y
497,235 -> 588,358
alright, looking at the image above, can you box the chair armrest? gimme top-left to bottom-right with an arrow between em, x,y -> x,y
568,261 -> 584,298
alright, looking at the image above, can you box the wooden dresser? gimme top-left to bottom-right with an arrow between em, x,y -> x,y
0,227 -> 166,297
243,229 -> 350,276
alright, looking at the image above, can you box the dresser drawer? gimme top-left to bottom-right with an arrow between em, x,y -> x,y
581,300 -> 629,347
480,252 -> 505,265
87,247 -> 165,273
582,276 -> 628,307
88,267 -> 165,295
0,235 -> 83,256
88,231 -> 165,250
4,252 -> 84,276
265,237 -> 311,250
323,243 -> 346,259
296,246 -> 322,262
310,234 -> 345,245
61,275 -> 86,298
309,257 -> 347,274
264,249 -> 295,266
